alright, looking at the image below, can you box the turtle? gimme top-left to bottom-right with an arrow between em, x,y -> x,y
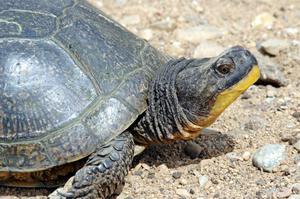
0,0 -> 260,198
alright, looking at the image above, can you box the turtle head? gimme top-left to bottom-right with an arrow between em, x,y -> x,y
132,46 -> 260,145
176,46 -> 260,135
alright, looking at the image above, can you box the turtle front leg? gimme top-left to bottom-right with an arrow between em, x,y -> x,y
60,131 -> 134,199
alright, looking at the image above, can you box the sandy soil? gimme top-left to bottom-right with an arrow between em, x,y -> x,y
1,0 -> 300,198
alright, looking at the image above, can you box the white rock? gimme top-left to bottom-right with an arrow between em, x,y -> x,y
198,175 -> 209,189
242,151 -> 252,161
252,144 -> 287,172
251,12 -> 276,29
193,41 -> 225,58
176,25 -> 226,43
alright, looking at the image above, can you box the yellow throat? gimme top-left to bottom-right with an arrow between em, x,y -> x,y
200,65 -> 260,127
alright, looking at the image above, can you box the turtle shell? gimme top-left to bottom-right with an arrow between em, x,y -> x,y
0,0 -> 168,172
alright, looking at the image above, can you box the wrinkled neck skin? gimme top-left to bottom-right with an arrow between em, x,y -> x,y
130,58 -> 216,145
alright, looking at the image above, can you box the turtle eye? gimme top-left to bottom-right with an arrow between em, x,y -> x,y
217,64 -> 233,75
215,58 -> 235,76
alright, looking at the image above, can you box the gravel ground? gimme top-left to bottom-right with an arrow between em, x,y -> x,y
1,0 -> 300,198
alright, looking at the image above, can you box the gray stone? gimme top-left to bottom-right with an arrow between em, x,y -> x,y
175,25 -> 226,43
252,144 -> 287,172
257,39 -> 291,56
172,171 -> 182,179
292,112 -> 300,119
255,53 -> 288,87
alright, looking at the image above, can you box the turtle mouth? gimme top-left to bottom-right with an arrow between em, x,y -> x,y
198,65 -> 260,127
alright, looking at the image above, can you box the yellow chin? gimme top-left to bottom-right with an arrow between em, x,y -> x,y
199,65 -> 260,127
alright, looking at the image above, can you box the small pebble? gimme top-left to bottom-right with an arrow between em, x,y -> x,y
277,187 -> 292,198
252,144 -> 287,172
251,12 -> 276,28
242,151 -> 252,161
147,172 -> 155,179
189,189 -> 195,194
292,183 -> 300,194
292,112 -> 300,119
172,171 -> 182,179
198,175 -> 209,189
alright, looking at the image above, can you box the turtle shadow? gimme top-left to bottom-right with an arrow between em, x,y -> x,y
132,129 -> 236,169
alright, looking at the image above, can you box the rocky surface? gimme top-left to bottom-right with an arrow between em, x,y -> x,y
1,0 -> 300,198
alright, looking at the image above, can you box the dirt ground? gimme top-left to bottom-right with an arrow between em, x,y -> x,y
1,0 -> 300,198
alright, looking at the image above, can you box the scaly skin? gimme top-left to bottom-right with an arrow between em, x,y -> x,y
62,131 -> 134,199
